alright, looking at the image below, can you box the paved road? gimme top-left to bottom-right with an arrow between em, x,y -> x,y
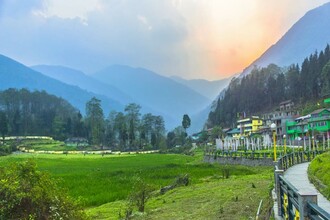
283,162 -> 330,213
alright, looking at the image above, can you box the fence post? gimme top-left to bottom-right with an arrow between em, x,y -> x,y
297,191 -> 317,220
275,167 -> 284,216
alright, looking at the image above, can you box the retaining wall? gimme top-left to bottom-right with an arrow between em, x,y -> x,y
204,155 -> 274,166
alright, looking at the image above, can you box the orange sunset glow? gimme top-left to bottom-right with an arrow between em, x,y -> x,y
0,0 -> 329,80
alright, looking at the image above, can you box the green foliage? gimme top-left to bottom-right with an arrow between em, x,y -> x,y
208,44 -> 330,127
86,97 -> 105,146
0,89 -> 79,139
127,176 -> 154,213
308,151 -> 330,199
182,114 -> 191,131
0,111 -> 8,141
0,159 -> 86,220
106,105 -> 165,151
321,60 -> 330,96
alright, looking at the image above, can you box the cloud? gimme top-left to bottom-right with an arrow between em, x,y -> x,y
0,0 -> 329,80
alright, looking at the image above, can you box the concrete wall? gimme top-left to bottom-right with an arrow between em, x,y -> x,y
204,155 -> 274,166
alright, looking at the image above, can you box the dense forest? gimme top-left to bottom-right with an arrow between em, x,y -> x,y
0,89 -> 190,152
208,44 -> 330,128
0,89 -> 79,139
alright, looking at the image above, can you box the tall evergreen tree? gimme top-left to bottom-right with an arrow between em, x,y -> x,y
86,97 -> 104,146
124,103 -> 141,148
0,111 -> 8,141
182,114 -> 191,134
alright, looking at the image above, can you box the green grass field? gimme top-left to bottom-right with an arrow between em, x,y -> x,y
0,152 -> 274,219
308,151 -> 330,200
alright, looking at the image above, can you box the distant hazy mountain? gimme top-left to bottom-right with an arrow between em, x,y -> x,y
93,65 -> 212,128
0,54 -> 124,114
32,65 -> 133,105
170,76 -> 233,100
241,2 -> 330,77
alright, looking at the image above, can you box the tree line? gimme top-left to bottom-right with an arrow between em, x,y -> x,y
0,89 -> 192,152
208,44 -> 330,128
85,97 -> 166,151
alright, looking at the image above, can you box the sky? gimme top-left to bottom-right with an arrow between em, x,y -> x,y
0,0 -> 329,80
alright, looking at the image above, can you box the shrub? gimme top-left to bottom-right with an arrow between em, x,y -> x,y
0,160 -> 87,220
126,176 -> 154,215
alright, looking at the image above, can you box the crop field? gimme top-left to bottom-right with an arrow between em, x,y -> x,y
0,152 -> 274,219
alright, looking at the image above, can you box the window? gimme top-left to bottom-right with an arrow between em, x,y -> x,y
318,122 -> 326,126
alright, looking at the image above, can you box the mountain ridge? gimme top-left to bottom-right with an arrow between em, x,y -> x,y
92,65 -> 212,130
0,54 -> 124,115
170,75 -> 232,100
31,65 -> 134,105
240,2 -> 330,77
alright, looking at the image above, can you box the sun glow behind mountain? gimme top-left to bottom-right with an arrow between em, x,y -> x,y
0,0 -> 329,80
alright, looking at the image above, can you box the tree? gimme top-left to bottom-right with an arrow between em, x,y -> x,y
210,126 -> 223,140
104,111 -> 117,148
73,111 -> 85,137
114,112 -> 128,150
321,61 -> 330,97
141,113 -> 154,145
0,160 -> 86,219
0,111 -> 8,142
152,116 -> 165,147
182,114 -> 191,134
127,176 -> 154,213
0,89 -> 78,138
166,131 -> 176,149
286,64 -> 301,100
125,103 -> 141,148
173,126 -> 186,146
86,97 -> 104,146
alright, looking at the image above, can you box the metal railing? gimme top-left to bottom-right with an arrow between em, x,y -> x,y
205,150 -> 279,160
277,151 -> 321,171
274,150 -> 330,220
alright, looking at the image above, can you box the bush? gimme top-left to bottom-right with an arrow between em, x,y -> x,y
0,160 -> 87,220
125,176 -> 154,217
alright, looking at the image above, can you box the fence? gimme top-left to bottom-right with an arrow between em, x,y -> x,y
274,151 -> 330,220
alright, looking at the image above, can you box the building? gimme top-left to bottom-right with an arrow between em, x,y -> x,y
279,100 -> 295,112
285,108 -> 330,140
263,100 -> 299,138
225,128 -> 241,138
308,108 -> 330,135
237,116 -> 263,137
286,114 -> 310,140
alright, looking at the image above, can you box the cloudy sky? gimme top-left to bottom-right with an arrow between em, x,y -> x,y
0,0 -> 329,80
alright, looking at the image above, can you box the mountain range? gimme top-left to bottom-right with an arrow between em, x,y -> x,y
92,65 -> 213,128
0,55 -> 124,115
1,3 -> 330,133
170,76 -> 232,100
31,64 -> 217,130
240,2 -> 330,77
32,65 -> 133,105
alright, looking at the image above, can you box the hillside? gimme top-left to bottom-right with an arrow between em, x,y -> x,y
0,54 -> 124,115
93,65 -> 212,129
241,2 -> 330,77
170,76 -> 232,100
208,44 -> 330,127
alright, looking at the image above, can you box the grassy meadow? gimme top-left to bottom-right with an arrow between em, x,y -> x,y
0,151 -> 274,219
308,151 -> 330,200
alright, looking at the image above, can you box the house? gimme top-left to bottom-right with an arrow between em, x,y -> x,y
225,128 -> 241,138
308,108 -> 330,134
236,116 -> 263,137
263,100 -> 299,139
285,114 -> 310,140
279,100 -> 294,111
